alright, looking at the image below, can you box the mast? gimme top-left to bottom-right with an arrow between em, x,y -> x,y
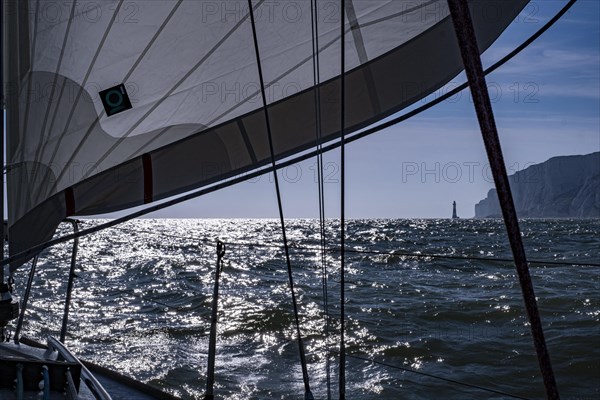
0,0 -> 18,340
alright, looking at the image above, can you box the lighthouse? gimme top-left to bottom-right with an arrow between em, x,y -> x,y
452,201 -> 459,219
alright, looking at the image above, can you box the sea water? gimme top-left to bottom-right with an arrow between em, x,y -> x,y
11,219 -> 599,399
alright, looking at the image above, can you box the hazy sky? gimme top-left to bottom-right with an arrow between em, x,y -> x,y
114,0 -> 599,219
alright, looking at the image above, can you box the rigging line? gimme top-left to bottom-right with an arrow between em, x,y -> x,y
447,0 -> 560,398
247,2 -> 314,398
59,223 -> 600,271
339,0 -> 347,398
249,331 -> 533,400
339,248 -> 600,268
70,224 -> 599,279
45,0 -> 185,195
1,0 -> 577,269
98,224 -> 600,268
310,0 -> 331,398
342,352 -> 533,400
30,0 -> 77,175
33,0 -> 125,203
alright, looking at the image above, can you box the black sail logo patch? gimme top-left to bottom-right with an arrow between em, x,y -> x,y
99,84 -> 133,116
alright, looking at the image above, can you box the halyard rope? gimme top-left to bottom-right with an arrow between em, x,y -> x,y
247,1 -> 314,397
339,0 -> 347,397
309,0 -> 332,398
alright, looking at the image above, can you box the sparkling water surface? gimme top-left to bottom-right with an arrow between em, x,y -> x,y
10,219 -> 599,399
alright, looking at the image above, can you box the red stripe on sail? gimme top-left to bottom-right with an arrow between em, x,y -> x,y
65,187 -> 75,216
142,154 -> 153,204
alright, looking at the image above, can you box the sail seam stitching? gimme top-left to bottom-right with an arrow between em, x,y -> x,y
45,0 -> 186,195
30,0 -> 78,181
76,0 -> 268,185
33,0 -> 126,204
247,1 -> 313,397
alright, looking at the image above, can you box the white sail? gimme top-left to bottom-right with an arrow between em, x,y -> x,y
4,0 -> 528,269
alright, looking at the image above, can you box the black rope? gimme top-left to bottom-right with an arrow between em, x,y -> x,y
247,331 -> 534,400
447,1 -> 560,398
0,0 -> 578,269
247,2 -> 313,398
343,352 -> 533,400
93,224 -> 600,269
339,248 -> 600,268
310,0 -> 332,398
339,0 -> 347,398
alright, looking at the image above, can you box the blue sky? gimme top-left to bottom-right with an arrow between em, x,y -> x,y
110,1 -> 600,219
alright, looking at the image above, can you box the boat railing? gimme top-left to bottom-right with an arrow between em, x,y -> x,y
47,335 -> 113,400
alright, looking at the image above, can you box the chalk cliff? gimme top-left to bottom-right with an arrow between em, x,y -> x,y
475,152 -> 600,218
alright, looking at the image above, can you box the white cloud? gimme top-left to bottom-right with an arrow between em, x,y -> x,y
488,44 -> 599,77
538,82 -> 600,99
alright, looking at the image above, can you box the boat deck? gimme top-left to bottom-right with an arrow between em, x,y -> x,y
0,338 -> 180,400
85,361 -> 179,400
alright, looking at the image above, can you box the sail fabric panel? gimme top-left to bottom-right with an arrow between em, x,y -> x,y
73,157 -> 145,216
6,0 -> 529,269
251,1 -> 322,106
351,0 -> 450,61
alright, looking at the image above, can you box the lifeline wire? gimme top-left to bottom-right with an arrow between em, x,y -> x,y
92,224 -> 600,269
343,352 -> 532,400
247,1 -> 313,398
242,330 -> 534,400
0,0 -> 578,268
